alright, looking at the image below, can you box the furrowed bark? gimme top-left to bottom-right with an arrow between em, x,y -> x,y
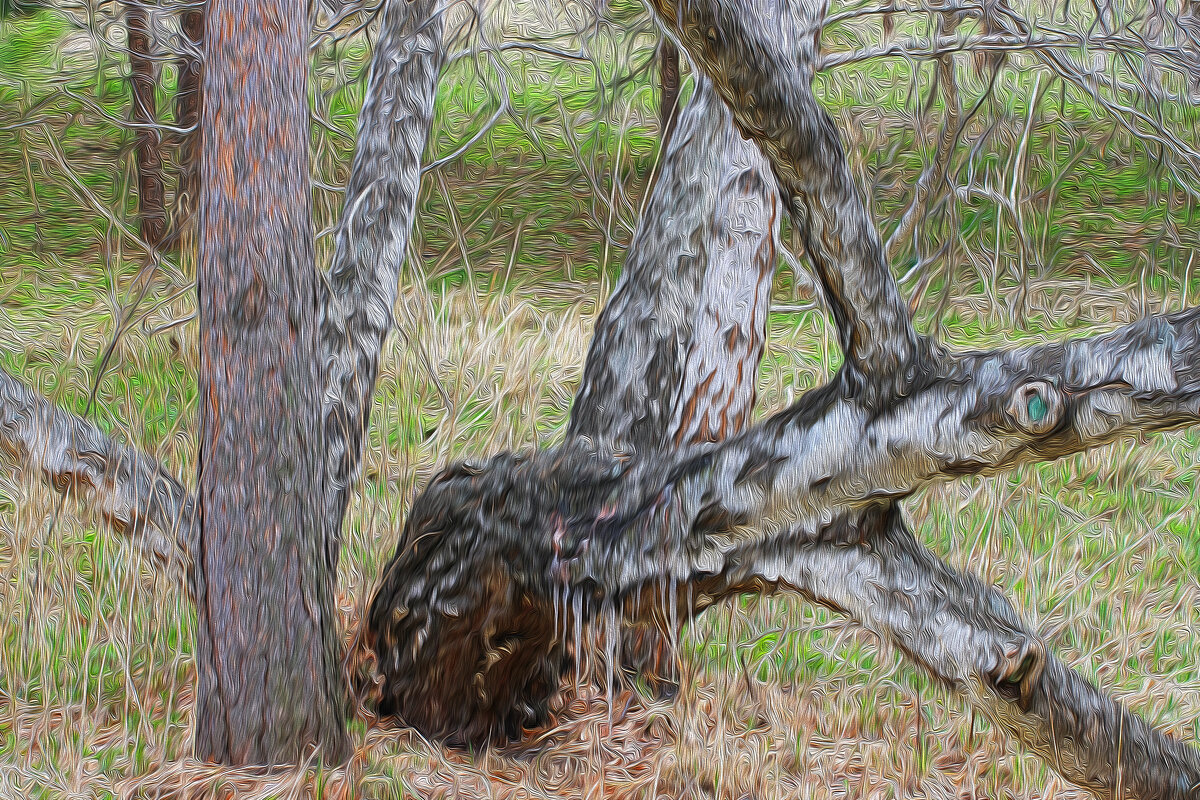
0,0 -> 441,596
650,0 -> 923,397
126,1 -> 167,247
319,0 -> 443,569
0,368 -> 196,594
194,0 -> 347,765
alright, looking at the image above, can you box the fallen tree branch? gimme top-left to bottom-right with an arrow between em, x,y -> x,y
0,368 -> 197,595
703,505 -> 1200,800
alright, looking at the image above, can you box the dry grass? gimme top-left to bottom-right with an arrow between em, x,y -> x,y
3,0 -> 1200,797
3,280 -> 1199,800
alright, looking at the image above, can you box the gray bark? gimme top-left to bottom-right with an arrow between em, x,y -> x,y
571,76 -> 779,690
648,0 -> 926,401
365,0 -> 1200,794
0,369 -> 196,592
318,0 -> 443,569
568,77 -> 777,458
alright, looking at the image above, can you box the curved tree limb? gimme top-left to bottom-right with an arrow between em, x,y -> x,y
319,0 -> 444,569
648,0 -> 924,399
706,505 -> 1200,800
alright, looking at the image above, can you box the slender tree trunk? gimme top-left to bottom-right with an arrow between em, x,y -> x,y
194,0 -> 347,766
174,1 -> 205,236
125,1 -> 167,247
658,38 -> 681,141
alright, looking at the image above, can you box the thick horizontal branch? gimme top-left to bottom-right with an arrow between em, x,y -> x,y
568,306 -> 1200,599
367,305 -> 1200,793
0,368 -> 197,596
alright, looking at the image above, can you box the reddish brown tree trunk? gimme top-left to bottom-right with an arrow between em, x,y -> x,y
175,2 -> 205,233
126,2 -> 167,247
194,0 -> 348,766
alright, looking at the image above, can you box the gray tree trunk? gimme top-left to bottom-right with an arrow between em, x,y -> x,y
3,0 -> 1200,794
192,0 -> 347,765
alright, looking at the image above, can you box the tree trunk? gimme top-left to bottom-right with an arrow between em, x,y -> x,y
126,1 -> 167,248
174,1 -> 205,236
368,75 -> 780,744
193,0 -> 348,766
658,39 -> 681,141
319,0 -> 443,573
362,0 -> 1200,794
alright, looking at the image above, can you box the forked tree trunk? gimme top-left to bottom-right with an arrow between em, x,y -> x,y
362,0 -> 1200,795
174,1 -> 205,235
193,0 -> 347,765
4,0 -> 1200,794
126,2 -> 167,247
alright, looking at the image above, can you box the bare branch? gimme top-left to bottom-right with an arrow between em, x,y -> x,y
709,506 -> 1200,800
0,368 -> 196,596
319,0 -> 444,567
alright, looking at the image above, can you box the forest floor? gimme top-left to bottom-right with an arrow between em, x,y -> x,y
1,6 -> 1200,800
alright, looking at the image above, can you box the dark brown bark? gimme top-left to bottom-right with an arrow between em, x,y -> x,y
174,1 -> 205,234
658,39 -> 681,141
126,2 -> 167,248
194,0 -> 347,766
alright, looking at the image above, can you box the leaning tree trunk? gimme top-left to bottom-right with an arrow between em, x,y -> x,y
365,76 -> 779,743
125,1 -> 167,247
567,75 -> 777,691
193,0 -> 347,766
363,0 -> 1200,795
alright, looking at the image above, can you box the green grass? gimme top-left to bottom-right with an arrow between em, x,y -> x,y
2,4 -> 1200,799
